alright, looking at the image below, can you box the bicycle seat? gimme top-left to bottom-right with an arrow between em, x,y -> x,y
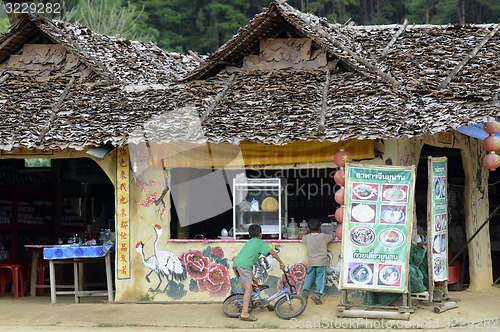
253,284 -> 269,291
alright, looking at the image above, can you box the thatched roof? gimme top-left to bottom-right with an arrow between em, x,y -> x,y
0,14 -> 198,84
0,3 -> 499,152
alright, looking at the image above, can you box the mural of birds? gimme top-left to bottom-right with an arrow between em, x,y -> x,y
153,224 -> 187,284
135,241 -> 166,291
253,245 -> 282,283
326,251 -> 341,287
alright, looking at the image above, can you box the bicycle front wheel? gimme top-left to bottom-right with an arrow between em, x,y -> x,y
222,294 -> 243,318
274,294 -> 307,320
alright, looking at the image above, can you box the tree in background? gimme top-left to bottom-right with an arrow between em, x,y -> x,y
131,0 -> 264,53
1,0 -> 499,52
405,0 -> 500,24
65,0 -> 159,42
0,10 -> 9,33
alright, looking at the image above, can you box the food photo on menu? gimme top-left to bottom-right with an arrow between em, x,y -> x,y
434,176 -> 447,199
378,228 -> 405,248
348,262 -> 374,285
434,257 -> 444,276
380,205 -> 406,224
440,233 -> 447,252
350,226 -> 376,246
350,203 -> 376,223
351,183 -> 379,201
432,234 -> 441,254
377,264 -> 402,287
434,213 -> 447,231
434,214 -> 442,231
380,184 -> 409,203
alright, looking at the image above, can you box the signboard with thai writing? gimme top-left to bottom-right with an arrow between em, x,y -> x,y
428,157 -> 448,282
340,164 -> 415,293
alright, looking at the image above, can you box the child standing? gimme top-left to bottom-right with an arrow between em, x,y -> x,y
301,219 -> 334,304
233,224 -> 285,321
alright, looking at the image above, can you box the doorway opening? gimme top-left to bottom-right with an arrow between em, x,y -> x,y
416,145 -> 469,290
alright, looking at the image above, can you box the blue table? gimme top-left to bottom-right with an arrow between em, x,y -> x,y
43,245 -> 114,304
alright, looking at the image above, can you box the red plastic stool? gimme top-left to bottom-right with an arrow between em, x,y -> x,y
24,261 -> 50,296
37,261 -> 49,296
0,264 -> 24,298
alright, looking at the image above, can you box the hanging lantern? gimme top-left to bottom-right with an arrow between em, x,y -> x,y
334,187 -> 345,205
483,135 -> 500,152
334,148 -> 353,168
483,120 -> 500,135
335,205 -> 344,223
334,169 -> 345,186
335,224 -> 343,240
483,152 -> 500,171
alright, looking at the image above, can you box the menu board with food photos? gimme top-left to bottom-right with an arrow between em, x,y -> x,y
340,164 -> 415,293
428,157 -> 448,282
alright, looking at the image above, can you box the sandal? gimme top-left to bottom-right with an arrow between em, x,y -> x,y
239,314 -> 258,321
311,295 -> 323,305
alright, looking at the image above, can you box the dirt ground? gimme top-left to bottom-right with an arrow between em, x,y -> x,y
1,286 -> 499,331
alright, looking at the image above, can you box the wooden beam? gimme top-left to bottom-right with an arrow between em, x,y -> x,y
0,73 -> 10,83
200,73 -> 236,122
36,76 -> 75,145
382,19 -> 408,58
439,22 -> 500,90
318,70 -> 330,133
311,21 -> 402,87
188,50 -> 205,64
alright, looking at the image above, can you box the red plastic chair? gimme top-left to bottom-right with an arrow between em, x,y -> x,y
0,263 -> 24,298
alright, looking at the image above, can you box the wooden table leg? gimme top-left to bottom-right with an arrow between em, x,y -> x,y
105,253 -> 113,302
30,249 -> 39,297
74,261 -> 80,303
49,260 -> 56,304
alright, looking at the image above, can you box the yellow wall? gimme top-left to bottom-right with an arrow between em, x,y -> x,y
111,132 -> 494,301
3,134 -> 492,301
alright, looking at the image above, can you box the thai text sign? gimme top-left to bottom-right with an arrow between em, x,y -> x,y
428,157 -> 448,281
340,164 -> 415,293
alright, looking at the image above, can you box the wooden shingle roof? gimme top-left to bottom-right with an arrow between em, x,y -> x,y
0,14 -> 198,84
0,3 -> 499,153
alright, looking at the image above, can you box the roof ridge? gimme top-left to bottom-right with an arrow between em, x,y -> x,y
31,15 -> 118,82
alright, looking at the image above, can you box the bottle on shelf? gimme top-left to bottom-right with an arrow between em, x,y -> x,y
299,219 -> 308,239
287,217 -> 298,239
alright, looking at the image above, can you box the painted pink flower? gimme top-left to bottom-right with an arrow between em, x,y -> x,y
197,263 -> 231,297
180,250 -> 210,280
290,263 -> 308,283
210,246 -> 224,259
278,263 -> 308,292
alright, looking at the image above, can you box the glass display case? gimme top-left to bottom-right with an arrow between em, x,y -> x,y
233,177 -> 285,239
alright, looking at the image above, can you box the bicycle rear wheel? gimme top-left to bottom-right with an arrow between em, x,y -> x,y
222,294 -> 243,318
274,294 -> 307,320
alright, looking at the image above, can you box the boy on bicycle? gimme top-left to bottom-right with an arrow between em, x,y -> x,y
233,224 -> 285,321
301,219 -> 334,305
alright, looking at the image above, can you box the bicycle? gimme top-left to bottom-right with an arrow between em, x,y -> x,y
222,269 -> 307,320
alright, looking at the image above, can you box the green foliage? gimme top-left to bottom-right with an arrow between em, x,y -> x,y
64,0 -> 159,42
2,0 -> 499,52
166,280 -> 187,299
0,11 -> 10,34
130,0 -> 264,53
137,292 -> 155,301
189,278 -> 199,292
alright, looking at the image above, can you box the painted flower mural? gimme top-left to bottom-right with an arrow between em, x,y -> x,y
278,263 -> 308,292
197,262 -> 231,297
182,246 -> 231,298
181,250 -> 211,280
